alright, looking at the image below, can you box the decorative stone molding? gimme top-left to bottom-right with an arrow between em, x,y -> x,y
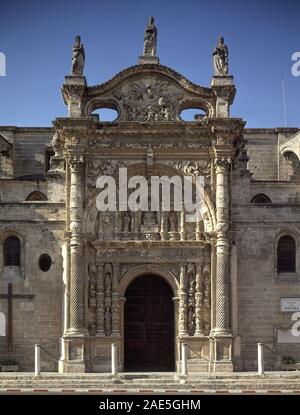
169,160 -> 210,178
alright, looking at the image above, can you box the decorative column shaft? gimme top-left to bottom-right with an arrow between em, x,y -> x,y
104,264 -> 112,336
178,264 -> 188,336
134,210 -> 141,240
96,262 -> 105,335
180,207 -> 185,241
68,155 -> 85,334
195,264 -> 204,335
112,263 -> 120,336
160,212 -> 166,241
213,154 -> 231,335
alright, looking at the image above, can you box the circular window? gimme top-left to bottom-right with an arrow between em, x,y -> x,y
38,254 -> 52,272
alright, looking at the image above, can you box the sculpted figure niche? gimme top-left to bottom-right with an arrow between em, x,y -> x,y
88,262 -> 97,336
123,212 -> 131,233
168,211 -> 177,232
213,36 -> 228,76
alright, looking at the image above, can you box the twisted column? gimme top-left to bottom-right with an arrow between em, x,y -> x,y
68,154 -> 85,334
213,153 -> 231,335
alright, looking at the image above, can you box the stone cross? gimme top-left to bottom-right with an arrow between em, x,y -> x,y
0,283 -> 34,351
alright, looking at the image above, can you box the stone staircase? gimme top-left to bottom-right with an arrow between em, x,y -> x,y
0,372 -> 300,393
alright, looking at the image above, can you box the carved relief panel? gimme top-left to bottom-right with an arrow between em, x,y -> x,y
180,262 -> 211,337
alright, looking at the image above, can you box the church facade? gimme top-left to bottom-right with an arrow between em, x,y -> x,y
0,20 -> 300,373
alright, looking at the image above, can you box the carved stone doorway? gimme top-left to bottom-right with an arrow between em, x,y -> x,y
124,275 -> 175,372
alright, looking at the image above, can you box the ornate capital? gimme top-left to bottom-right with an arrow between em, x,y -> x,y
69,154 -> 85,172
214,155 -> 231,174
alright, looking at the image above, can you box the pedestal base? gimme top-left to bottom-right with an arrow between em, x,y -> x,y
139,56 -> 160,65
178,335 -> 210,373
209,333 -> 234,372
59,335 -> 86,373
211,75 -> 234,87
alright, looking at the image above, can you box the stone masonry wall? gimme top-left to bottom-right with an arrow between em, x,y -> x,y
0,204 -> 65,371
232,200 -> 300,370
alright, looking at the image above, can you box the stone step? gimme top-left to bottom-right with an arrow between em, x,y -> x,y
1,378 -> 300,390
1,373 -> 300,380
1,372 -> 300,391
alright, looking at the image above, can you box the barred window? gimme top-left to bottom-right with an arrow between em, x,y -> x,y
277,236 -> 296,273
4,236 -> 20,266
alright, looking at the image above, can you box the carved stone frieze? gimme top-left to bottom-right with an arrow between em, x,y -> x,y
113,80 -> 184,122
86,133 -> 211,149
87,159 -> 126,189
168,160 -> 210,178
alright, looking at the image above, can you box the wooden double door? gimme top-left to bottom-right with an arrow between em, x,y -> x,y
124,275 -> 175,372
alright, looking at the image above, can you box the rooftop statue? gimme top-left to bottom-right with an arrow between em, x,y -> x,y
71,35 -> 85,76
143,17 -> 157,57
213,36 -> 228,76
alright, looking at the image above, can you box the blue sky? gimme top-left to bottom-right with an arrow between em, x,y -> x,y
0,0 -> 299,128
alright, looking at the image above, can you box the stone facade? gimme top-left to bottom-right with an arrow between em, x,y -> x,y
0,30 -> 300,373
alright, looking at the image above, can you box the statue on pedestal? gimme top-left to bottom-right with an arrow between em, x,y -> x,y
104,306 -> 112,336
213,36 -> 228,76
168,211 -> 177,232
71,35 -> 85,76
143,17 -> 157,57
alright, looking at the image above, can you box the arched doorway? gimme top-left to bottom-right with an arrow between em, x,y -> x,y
124,275 -> 175,371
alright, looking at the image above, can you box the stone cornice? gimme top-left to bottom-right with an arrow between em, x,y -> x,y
87,239 -> 210,250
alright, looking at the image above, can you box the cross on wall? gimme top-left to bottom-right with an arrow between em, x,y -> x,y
0,283 -> 34,351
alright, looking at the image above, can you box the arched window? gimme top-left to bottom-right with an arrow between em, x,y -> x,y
4,236 -> 20,266
25,191 -> 47,201
277,235 -> 296,273
250,194 -> 272,204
